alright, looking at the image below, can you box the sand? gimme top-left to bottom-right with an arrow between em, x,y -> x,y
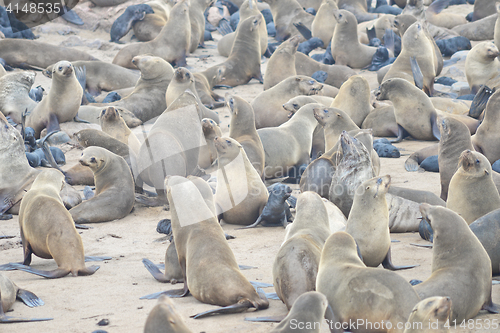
1,1 -> 499,332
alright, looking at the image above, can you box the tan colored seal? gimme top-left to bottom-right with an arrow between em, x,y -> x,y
228,94 -> 265,178
263,35 -> 300,90
330,75 -> 372,127
330,10 -> 377,68
416,204 -> 497,322
0,71 -> 37,124
316,232 -> 421,331
273,191 -> 330,310
16,169 -> 99,278
295,52 -> 356,89
198,118 -> 221,170
164,175 -> 269,317
69,146 -> 135,224
361,105 -> 399,137
26,60 -> 83,138
446,150 -> 500,225
262,0 -> 314,41
188,0 -> 213,53
472,89 -> 500,164
112,0 -> 191,69
214,137 -> 268,225
253,75 -> 323,129
465,41 -> 500,94
312,0 -> 339,46
100,106 -> 141,156
403,297 -> 452,333
133,0 -> 172,41
144,295 -> 192,333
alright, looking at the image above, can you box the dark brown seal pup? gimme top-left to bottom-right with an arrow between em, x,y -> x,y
415,204 -> 498,322
15,169 -> 99,278
69,147 -> 135,224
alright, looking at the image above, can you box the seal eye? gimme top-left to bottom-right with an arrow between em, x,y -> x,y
323,109 -> 328,114
229,98 -> 234,107
226,140 -> 231,144
90,157 -> 96,163
58,66 -> 63,71
101,109 -> 106,115
476,159 -> 480,164
293,103 -> 298,109
339,13 -> 342,18
308,80 -> 314,85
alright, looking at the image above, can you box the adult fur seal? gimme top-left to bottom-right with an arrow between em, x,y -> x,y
163,175 -> 269,318
330,10 -> 377,68
253,76 -> 323,129
214,137 -> 268,225
403,297 -> 452,333
446,150 -> 500,225
316,232 -> 421,331
262,0 -> 314,42
470,208 -> 500,276
69,147 -> 135,224
26,61 -> 83,138
144,295 -> 192,333
0,71 -> 37,124
330,75 -> 372,127
263,35 -> 301,90
14,169 -> 99,278
415,204 -> 498,322
228,94 -> 265,178
465,42 -> 500,94
110,4 -> 155,43
112,0 -> 191,69
472,89 -> 500,164
312,0 -> 339,47
273,191 -> 330,309
0,39 -> 96,69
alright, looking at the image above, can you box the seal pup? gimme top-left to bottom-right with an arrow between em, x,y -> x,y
415,204 -> 498,322
228,94 -> 265,178
262,0 -> 314,42
472,89 -> 500,164
403,297 -> 452,333
258,103 -> 319,179
144,295 -> 192,333
346,175 -> 417,270
14,169 -> 99,278
163,175 -> 269,317
69,147 -> 135,224
316,232 -> 421,332
446,150 -> 500,225
99,106 -> 141,156
273,191 -> 330,310
330,10 -> 377,68
0,71 -> 37,124
470,209 -> 500,276
26,61 -> 83,138
253,76 -> 323,129
112,0 -> 191,69
110,4 -> 155,43
330,75 -> 372,127
214,137 -> 268,225
143,236 -> 184,284
0,273 -> 52,323
465,42 -> 500,94
198,118 -> 221,170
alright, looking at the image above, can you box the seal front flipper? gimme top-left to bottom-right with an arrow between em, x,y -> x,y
431,113 -> 441,140
9,264 -> 71,279
482,298 -> 500,314
366,26 -> 377,41
142,258 -> 170,283
410,56 -> 424,91
164,281 -> 190,298
237,215 -> 264,229
293,22 -> 312,40
60,6 -> 84,26
217,18 -> 233,36
381,247 -> 418,270
16,289 -> 44,307
0,303 -> 53,323
469,85 -> 494,119
390,125 -> 409,143
74,115 -> 90,123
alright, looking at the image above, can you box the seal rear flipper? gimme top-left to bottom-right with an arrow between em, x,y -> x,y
293,22 -> 312,40
74,115 -> 90,123
244,314 -> 286,322
426,0 -> 451,15
84,256 -> 111,262
77,265 -> 100,276
264,292 -> 279,300
16,289 -> 44,307
45,114 -> 61,136
482,298 -> 500,314
381,247 -> 419,270
390,125 -> 409,143
164,281 -> 190,298
142,258 -> 170,283
216,18 -> 233,36
410,56 -> 424,92
9,264 -> 71,279
61,6 -> 84,25
404,156 -> 420,172
0,312 -> 53,323
0,262 -> 24,271
469,85 -> 494,119
190,299 -> 257,319
237,215 -> 264,229
75,223 -> 92,229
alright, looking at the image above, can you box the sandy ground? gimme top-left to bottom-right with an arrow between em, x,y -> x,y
1,1 -> 499,332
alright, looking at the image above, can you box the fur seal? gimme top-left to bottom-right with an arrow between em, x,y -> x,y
253,76 -> 323,129
110,4 -> 155,43
452,12 -> 497,41
330,10 -> 377,68
316,232 -> 421,331
143,236 -> 184,284
465,42 -> 500,94
472,0 -> 497,21
264,35 -> 301,90
415,204 -> 498,322
403,297 -> 452,333
295,52 -> 356,89
198,118 -> 221,170
68,147 -> 135,224
273,191 -> 330,309
330,75 -> 372,127
446,150 -> 500,224
361,105 -> 398,137
164,175 -> 269,317
472,89 -> 500,164
470,208 -> 500,276
26,61 -> 83,138
132,0 -> 172,41
228,94 -> 265,178
258,103 -> 319,179
337,0 -> 378,22
313,106 -> 358,152
99,106 -> 141,155
214,137 -> 268,225
15,169 -> 99,278
193,66 -> 225,108
144,295 -> 192,333
311,0 -> 339,47
262,0 -> 314,42
112,0 -> 191,69
44,61 -> 140,96
242,183 -> 293,228
0,39 -> 96,69
188,0 -> 213,53
0,71 -> 37,124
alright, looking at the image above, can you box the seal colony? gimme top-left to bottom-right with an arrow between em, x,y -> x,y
0,0 -> 499,332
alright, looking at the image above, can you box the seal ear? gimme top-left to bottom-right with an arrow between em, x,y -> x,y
485,169 -> 490,175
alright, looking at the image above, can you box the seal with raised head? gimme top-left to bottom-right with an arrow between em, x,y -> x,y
69,146 -> 135,224
465,42 -> 500,95
214,137 -> 268,225
110,4 -> 155,43
161,175 -> 269,318
112,0 -> 191,69
253,76 -> 323,129
263,35 -> 301,90
100,106 -> 141,156
446,150 -> 500,225
262,0 -> 314,42
273,191 -> 330,310
26,61 -> 83,138
13,169 -> 99,278
403,297 -> 452,333
415,204 -> 498,322
316,232 -> 421,331
227,95 -> 265,178
144,295 -> 192,333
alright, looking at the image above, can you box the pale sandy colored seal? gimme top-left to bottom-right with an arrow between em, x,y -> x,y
0,71 -> 37,124
312,0 -> 338,46
330,75 -> 372,127
263,35 -> 301,90
144,295 -> 192,333
403,297 -> 452,333
465,41 -> 500,94
262,0 -> 314,42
